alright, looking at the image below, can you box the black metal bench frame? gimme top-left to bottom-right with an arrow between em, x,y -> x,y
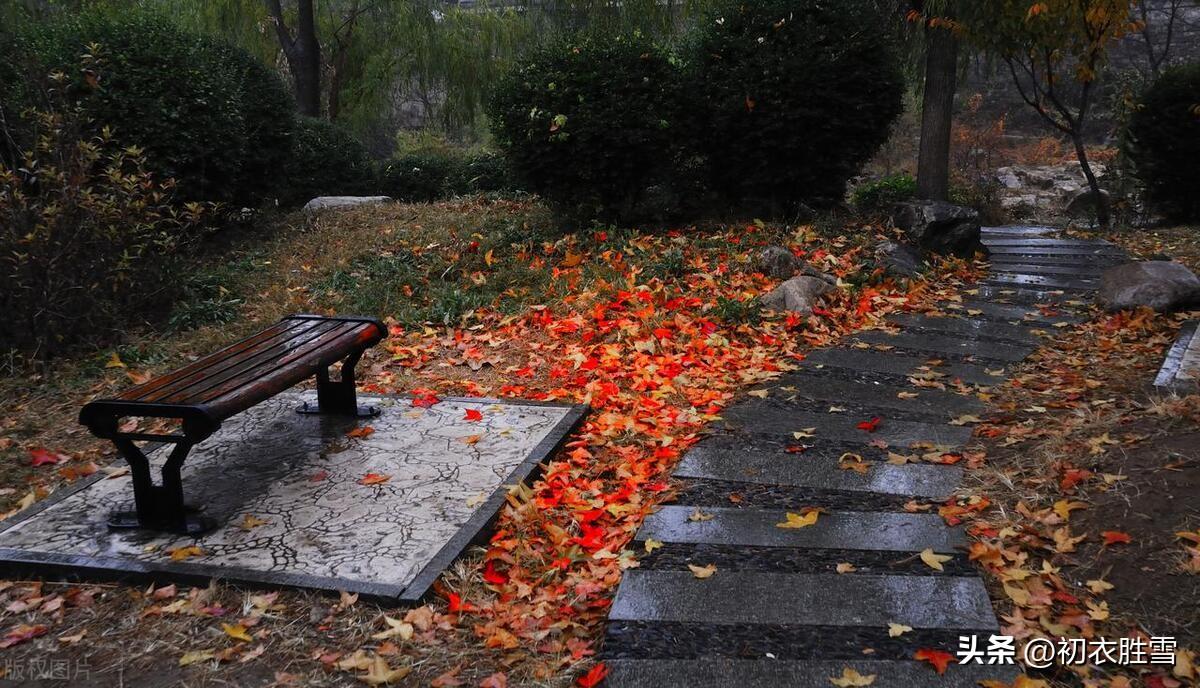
78,314 -> 386,535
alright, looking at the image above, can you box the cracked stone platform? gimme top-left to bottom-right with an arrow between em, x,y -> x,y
0,391 -> 584,601
600,227 -> 1118,686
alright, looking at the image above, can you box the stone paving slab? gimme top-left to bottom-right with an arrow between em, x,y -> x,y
967,285 -> 1084,304
720,403 -> 974,447
988,253 -> 1125,266
987,262 -> 1109,277
1155,321 -> 1200,389
985,245 -> 1125,256
637,506 -> 965,553
609,570 -> 998,629
854,330 -> 1033,362
800,347 -> 1007,386
985,273 -> 1098,290
674,446 -> 962,498
757,373 -> 986,419
603,659 -> 1019,688
982,225 -> 1056,235
0,391 -> 585,601
886,313 -> 1042,345
945,300 -> 1082,325
982,237 -> 1114,247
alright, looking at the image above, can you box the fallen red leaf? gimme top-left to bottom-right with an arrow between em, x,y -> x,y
1101,530 -> 1132,546
358,473 -> 391,486
576,663 -> 608,688
464,409 -> 484,422
346,426 -> 375,439
482,560 -> 509,586
856,417 -> 882,433
28,448 -> 67,467
914,648 -> 955,674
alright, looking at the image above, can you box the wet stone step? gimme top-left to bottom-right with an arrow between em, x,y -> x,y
982,224 -> 1056,235
608,570 -> 999,629
674,445 -> 962,499
945,300 -> 1082,325
988,262 -> 1109,277
985,245 -> 1125,257
636,542 -> 977,576
602,658 -> 1019,688
604,623 -> 991,662
800,347 -> 1006,387
853,329 -> 1033,363
753,374 -> 986,420
988,252 -> 1125,267
719,403 -> 974,447
637,506 -> 965,553
885,313 -> 1042,345
967,285 -> 1089,304
984,273 -> 1098,290
982,237 -> 1115,247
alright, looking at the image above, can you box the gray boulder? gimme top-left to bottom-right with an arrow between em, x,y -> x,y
1065,188 -> 1111,218
760,276 -> 835,314
1098,261 -> 1200,312
757,245 -> 802,279
303,196 -> 392,215
875,240 -> 923,278
893,200 -> 985,258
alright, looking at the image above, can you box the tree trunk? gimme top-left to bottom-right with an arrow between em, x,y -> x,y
916,22 -> 959,202
292,0 -> 321,117
1071,133 -> 1110,228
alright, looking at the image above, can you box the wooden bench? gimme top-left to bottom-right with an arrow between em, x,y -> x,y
79,314 -> 387,535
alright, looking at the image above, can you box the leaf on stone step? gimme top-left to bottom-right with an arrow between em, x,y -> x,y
688,508 -> 714,522
949,414 -> 982,426
829,666 -> 876,686
359,473 -> 391,486
887,623 -> 913,637
776,511 -> 819,529
747,389 -> 769,398
913,648 -> 955,674
919,548 -> 952,571
687,563 -> 717,579
240,514 -> 270,530
793,428 -> 817,439
167,545 -> 204,562
896,391 -> 919,399
835,562 -> 856,574
643,539 -> 663,554
347,426 -> 375,439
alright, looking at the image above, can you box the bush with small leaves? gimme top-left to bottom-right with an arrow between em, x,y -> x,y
285,116 -> 374,203
851,174 -> 918,215
1125,63 -> 1200,222
489,32 -> 687,225
685,0 -> 905,213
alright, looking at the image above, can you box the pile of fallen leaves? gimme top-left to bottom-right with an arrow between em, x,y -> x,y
959,304 -> 1200,688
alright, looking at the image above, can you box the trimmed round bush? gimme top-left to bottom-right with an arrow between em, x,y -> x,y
489,32 -> 687,224
686,0 -> 905,212
285,116 -> 373,203
379,153 -> 458,202
1125,63 -> 1200,222
216,44 -> 296,205
852,174 -> 917,215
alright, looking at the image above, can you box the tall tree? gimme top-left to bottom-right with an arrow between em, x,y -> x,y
912,3 -> 959,201
265,0 -> 322,116
961,0 -> 1140,228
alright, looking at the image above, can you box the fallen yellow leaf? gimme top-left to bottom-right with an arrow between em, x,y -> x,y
776,511 -> 819,529
829,666 -> 876,686
887,623 -> 913,637
222,623 -> 252,642
919,548 -> 952,572
644,538 -> 663,554
687,563 -> 717,579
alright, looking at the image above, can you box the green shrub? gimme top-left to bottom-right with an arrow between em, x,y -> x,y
378,153 -> 458,202
285,116 -> 373,203
1125,63 -> 1200,222
1,69 -> 204,357
453,151 -> 515,194
489,32 -> 687,225
217,45 -> 296,205
14,11 -> 248,203
686,0 -> 905,213
851,174 -> 917,214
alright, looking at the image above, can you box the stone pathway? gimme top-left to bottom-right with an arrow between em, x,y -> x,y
599,226 -> 1124,687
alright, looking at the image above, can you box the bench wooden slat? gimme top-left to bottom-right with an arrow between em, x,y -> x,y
173,320 -> 363,407
205,324 -> 380,419
138,319 -> 340,405
115,319 -> 303,402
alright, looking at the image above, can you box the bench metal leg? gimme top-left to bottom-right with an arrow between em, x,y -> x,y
297,350 -> 380,418
107,439 -> 216,535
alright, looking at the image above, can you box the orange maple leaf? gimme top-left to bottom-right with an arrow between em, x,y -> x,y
914,648 -> 956,674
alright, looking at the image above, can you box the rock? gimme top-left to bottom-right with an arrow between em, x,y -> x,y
892,200 -> 985,258
303,196 -> 392,215
760,276 -> 835,314
1065,188 -> 1111,218
757,246 -> 802,279
1098,261 -> 1200,312
874,240 -> 923,278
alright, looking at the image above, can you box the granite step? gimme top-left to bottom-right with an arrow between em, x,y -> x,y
981,237 -> 1115,247
985,245 -> 1125,257
853,330 -> 1033,363
635,541 -> 977,576
608,570 -> 998,629
636,506 -> 965,553
885,313 -> 1042,345
755,373 -> 986,420
988,253 -> 1124,267
982,224 -> 1056,235
967,284 -> 1088,304
984,273 -> 1099,291
987,262 -> 1109,277
674,444 -> 962,499
944,300 -> 1082,325
603,659 -> 1019,688
719,403 -> 974,447
800,347 -> 1008,387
